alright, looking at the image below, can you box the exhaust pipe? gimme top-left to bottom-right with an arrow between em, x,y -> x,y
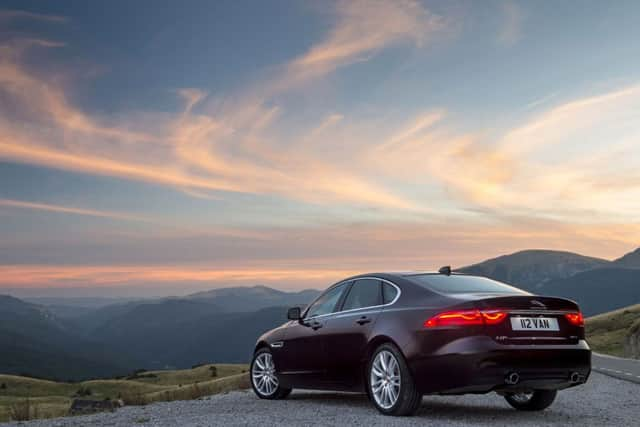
505,372 -> 520,385
569,372 -> 581,383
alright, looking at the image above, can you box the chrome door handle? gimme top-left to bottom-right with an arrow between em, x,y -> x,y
356,316 -> 371,325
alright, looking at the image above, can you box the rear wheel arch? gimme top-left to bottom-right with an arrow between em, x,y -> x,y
365,335 -> 404,361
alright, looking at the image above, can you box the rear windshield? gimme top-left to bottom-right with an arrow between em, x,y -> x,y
407,274 -> 527,295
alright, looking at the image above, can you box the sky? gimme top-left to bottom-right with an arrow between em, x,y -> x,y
1,0 -> 639,296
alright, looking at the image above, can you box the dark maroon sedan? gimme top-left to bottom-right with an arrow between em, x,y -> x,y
250,269 -> 591,415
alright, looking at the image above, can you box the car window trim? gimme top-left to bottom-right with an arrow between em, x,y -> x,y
302,280 -> 352,319
340,278 -> 383,312
304,277 -> 401,321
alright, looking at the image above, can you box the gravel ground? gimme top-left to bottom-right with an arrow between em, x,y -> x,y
2,373 -> 638,427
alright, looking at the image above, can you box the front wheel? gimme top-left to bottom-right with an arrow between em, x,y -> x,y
504,390 -> 557,411
250,348 -> 291,400
367,343 -> 422,416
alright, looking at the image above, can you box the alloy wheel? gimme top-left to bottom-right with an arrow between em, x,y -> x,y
370,350 -> 401,409
252,352 -> 279,396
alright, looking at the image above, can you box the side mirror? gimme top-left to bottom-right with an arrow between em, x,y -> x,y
287,307 -> 301,321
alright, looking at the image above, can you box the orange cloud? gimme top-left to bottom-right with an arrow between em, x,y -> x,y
0,14 -> 423,212
1,3 -> 639,228
281,0 -> 442,87
1,218 -> 637,289
0,265 -> 356,289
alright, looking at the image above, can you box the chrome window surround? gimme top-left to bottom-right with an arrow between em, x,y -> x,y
302,277 -> 401,321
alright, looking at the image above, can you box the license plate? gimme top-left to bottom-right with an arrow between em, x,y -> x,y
510,316 -> 559,331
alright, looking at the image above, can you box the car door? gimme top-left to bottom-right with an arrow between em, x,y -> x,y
278,281 -> 350,388
324,278 -> 383,388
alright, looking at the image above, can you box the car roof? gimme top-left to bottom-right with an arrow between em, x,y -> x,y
348,271 -> 469,279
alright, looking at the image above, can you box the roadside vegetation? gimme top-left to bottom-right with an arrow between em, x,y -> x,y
586,304 -> 640,357
0,364 -> 248,422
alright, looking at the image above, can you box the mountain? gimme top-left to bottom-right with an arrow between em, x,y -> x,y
0,296 -> 130,381
6,257 -> 638,380
186,285 -> 319,312
23,297 -> 146,319
34,285 -> 321,371
0,285 -> 317,379
90,299 -> 223,366
539,268 -> 640,316
613,247 -> 640,268
458,249 -> 610,292
95,305 -> 288,368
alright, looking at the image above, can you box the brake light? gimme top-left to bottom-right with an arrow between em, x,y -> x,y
482,310 -> 508,325
424,309 -> 508,328
565,312 -> 584,327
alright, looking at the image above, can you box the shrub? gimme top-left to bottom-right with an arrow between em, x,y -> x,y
75,386 -> 92,397
209,366 -> 218,377
0,382 -> 6,390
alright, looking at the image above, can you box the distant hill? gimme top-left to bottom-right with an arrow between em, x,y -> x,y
68,301 -> 289,370
458,249 -> 610,291
186,285 -> 319,312
613,247 -> 640,268
4,253 -> 639,381
0,296 -> 131,381
1,285 -> 321,377
586,303 -> 640,358
539,268 -> 640,316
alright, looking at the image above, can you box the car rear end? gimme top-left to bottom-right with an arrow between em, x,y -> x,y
401,274 -> 591,395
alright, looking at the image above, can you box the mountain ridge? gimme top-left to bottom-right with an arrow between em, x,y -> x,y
458,249 -> 611,291
3,247 -> 639,380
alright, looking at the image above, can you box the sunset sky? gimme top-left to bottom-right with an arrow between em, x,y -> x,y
1,0 -> 639,295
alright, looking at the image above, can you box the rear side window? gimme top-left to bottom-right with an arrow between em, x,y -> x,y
382,282 -> 398,304
306,282 -> 349,318
342,279 -> 381,310
407,274 -> 527,295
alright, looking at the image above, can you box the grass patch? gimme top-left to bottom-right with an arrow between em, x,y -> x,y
143,373 -> 249,404
132,364 -> 245,386
586,304 -> 640,357
0,364 -> 248,422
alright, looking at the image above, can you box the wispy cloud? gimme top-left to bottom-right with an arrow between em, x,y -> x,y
0,9 -> 67,24
279,0 -> 443,89
0,1 -> 442,211
0,1 -> 638,232
0,198 -> 151,223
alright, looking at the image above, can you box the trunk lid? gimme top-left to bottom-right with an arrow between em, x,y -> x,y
459,294 -> 583,345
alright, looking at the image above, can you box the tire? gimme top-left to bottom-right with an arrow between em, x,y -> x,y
250,348 -> 291,400
367,343 -> 422,416
504,390 -> 557,411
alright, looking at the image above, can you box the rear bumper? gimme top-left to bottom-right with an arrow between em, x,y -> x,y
408,336 -> 591,395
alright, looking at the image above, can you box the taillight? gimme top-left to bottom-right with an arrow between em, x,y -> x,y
565,312 -> 584,327
424,309 -> 508,328
482,310 -> 508,325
